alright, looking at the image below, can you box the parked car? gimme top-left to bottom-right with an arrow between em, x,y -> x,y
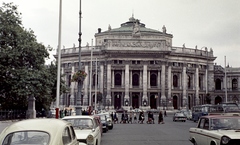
173,112 -> 187,122
189,115 -> 240,145
98,114 -> 109,133
0,118 -> 86,145
63,115 -> 101,145
99,112 -> 113,130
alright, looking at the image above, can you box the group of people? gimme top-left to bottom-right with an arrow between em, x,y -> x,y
111,110 -> 166,124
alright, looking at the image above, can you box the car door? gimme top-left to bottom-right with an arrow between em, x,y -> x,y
93,118 -> 101,145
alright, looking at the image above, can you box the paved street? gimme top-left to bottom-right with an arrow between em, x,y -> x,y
0,113 -> 197,145
101,113 -> 196,145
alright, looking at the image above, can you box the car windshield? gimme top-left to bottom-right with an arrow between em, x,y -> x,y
64,118 -> 93,129
99,115 -> 106,121
3,131 -> 50,145
210,118 -> 240,130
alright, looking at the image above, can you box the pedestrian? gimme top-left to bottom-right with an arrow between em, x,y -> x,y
164,110 -> 167,117
129,112 -> 133,123
114,112 -> 118,123
120,112 -> 125,123
138,111 -> 142,123
158,111 -> 164,124
133,112 -> 137,123
64,109 -> 68,117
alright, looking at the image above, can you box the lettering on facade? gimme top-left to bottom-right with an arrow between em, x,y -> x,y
109,41 -> 166,49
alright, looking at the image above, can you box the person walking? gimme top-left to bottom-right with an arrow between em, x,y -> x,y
158,111 -> 164,124
133,112 -> 137,123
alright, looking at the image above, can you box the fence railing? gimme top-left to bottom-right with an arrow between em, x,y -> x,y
0,110 -> 26,121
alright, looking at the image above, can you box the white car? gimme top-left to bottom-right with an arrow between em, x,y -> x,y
63,115 -> 101,145
0,118 -> 86,145
189,115 -> 240,145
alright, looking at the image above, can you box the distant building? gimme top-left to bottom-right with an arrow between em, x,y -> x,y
55,16 -> 240,110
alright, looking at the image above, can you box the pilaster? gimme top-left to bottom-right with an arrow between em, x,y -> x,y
124,64 -> 130,99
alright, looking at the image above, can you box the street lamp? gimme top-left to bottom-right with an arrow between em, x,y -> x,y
143,100 -> 147,106
125,100 -> 129,106
76,0 -> 82,115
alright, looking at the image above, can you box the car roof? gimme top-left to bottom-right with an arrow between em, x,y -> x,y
1,118 -> 71,135
201,115 -> 240,119
62,115 -> 94,119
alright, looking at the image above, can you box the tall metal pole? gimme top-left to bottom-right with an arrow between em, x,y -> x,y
55,0 -> 62,119
76,0 -> 82,115
94,58 -> 97,111
89,39 -> 93,108
224,56 -> 228,103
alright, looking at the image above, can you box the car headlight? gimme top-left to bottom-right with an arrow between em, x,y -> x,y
86,134 -> 94,144
221,136 -> 231,144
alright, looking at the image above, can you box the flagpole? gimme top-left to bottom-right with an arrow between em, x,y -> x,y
56,0 -> 62,118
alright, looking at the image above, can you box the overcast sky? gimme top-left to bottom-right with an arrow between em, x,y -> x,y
2,0 -> 240,67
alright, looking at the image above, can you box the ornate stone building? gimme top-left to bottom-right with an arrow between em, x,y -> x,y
57,16 -> 240,110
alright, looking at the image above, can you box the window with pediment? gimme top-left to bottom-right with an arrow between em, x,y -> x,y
173,75 -> 178,87
115,73 -> 121,86
132,72 -> 139,86
150,73 -> 157,86
215,78 -> 221,90
232,79 -> 238,90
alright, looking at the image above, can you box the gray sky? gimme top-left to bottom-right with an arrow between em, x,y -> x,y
2,0 -> 240,67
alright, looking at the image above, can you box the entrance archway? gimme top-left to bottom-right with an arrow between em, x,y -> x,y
132,93 -> 139,108
173,95 -> 178,109
215,96 -> 222,104
114,94 -> 121,109
150,94 -> 157,109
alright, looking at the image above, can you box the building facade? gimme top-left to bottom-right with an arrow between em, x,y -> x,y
56,16 -> 240,110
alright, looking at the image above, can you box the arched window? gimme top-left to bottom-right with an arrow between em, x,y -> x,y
173,75 -> 178,87
132,73 -> 139,86
115,73 -> 121,86
215,78 -> 221,90
150,74 -> 157,86
232,79 -> 238,90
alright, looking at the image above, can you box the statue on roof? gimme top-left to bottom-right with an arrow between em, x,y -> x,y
132,19 -> 141,37
108,24 -> 111,31
162,25 -> 166,34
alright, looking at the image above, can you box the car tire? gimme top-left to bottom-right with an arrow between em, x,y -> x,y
109,126 -> 113,130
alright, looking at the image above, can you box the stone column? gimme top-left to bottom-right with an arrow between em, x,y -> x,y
161,64 -> 166,109
124,64 -> 130,106
140,71 -> 143,88
168,65 -> 173,109
195,66 -> 199,105
157,70 -> 161,89
182,66 -> 187,108
106,64 -> 112,104
121,70 -> 124,88
83,65 -> 89,107
27,96 -> 36,119
142,65 -> 148,107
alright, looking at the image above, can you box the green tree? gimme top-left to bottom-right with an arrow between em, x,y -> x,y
0,3 -> 67,110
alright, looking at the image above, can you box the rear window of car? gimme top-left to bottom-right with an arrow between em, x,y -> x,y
3,131 -> 50,145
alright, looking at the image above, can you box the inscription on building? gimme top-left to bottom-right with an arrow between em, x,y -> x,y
108,40 -> 166,49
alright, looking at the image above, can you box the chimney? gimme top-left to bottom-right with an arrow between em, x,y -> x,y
98,28 -> 101,33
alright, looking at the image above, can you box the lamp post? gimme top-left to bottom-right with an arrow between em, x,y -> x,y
55,0 -> 62,119
76,0 -> 82,115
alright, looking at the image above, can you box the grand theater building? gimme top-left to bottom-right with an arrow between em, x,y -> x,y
57,16 -> 240,110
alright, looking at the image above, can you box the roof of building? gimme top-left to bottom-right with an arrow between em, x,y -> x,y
99,16 -> 171,36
